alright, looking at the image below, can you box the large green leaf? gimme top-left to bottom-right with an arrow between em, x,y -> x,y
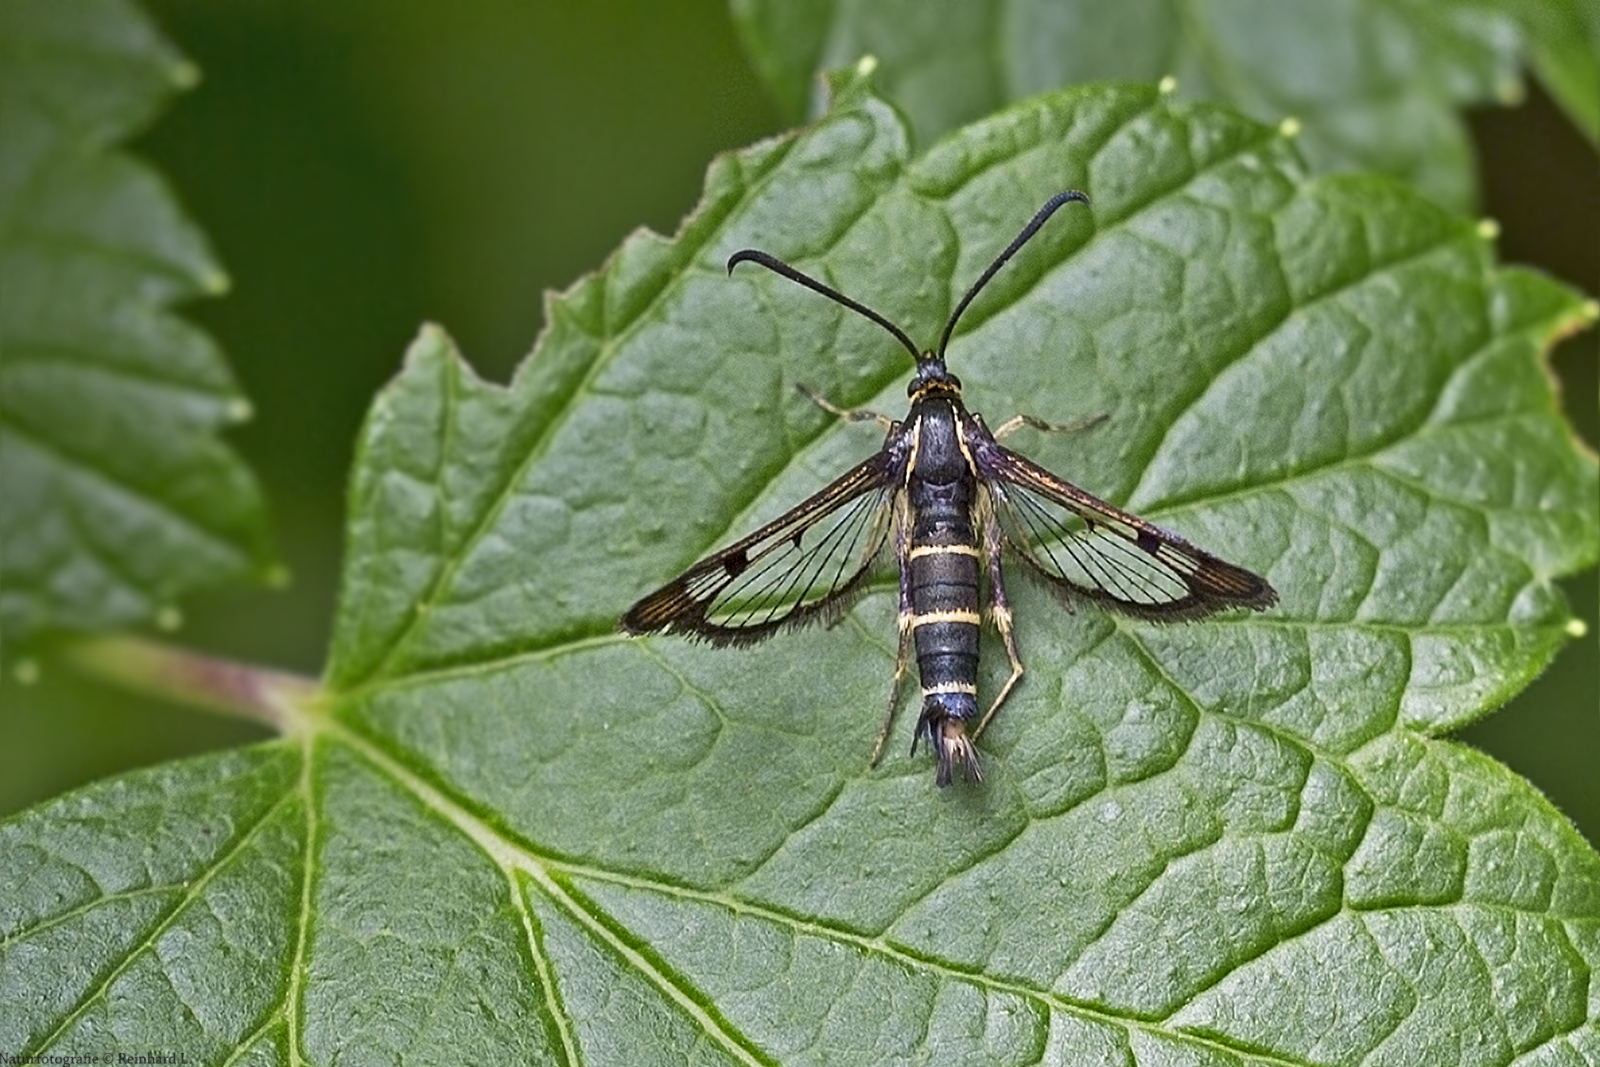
730,0 -> 1595,212
6,75 -> 1598,1064
0,0 -> 276,649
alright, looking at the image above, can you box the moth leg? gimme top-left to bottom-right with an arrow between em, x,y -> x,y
798,383 -> 895,431
870,619 -> 914,767
870,500 -> 916,767
974,510 -> 1024,741
992,410 -> 1108,440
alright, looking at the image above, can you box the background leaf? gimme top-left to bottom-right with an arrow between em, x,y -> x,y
7,76 -> 1597,1063
730,0 -> 1598,212
0,0 -> 276,649
1492,0 -> 1600,141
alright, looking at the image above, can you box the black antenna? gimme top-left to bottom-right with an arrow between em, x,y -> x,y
727,249 -> 921,362
936,190 -> 1089,359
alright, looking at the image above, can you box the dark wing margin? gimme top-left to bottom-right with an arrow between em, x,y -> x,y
620,451 -> 900,645
977,438 -> 1277,621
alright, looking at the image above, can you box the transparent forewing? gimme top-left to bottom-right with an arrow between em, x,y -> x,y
621,452 -> 900,645
977,439 -> 1276,620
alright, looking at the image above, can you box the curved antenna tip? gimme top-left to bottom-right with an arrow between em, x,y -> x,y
724,247 -> 921,362
936,191 -> 1090,358
1046,189 -> 1090,210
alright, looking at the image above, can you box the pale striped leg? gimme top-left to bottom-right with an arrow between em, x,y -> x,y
974,511 -> 1024,740
869,503 -> 916,767
991,410 -> 1107,440
798,383 -> 894,430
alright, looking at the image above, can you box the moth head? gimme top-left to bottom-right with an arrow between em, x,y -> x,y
908,355 -> 961,397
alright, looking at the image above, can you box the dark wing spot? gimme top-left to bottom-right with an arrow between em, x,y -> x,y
722,551 -> 750,578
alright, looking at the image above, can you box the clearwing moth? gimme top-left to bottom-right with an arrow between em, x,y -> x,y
622,193 -> 1276,785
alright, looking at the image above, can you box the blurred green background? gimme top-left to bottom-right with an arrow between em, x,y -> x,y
3,1 -> 1595,839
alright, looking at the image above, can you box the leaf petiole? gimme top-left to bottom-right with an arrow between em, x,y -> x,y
62,636 -> 318,734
